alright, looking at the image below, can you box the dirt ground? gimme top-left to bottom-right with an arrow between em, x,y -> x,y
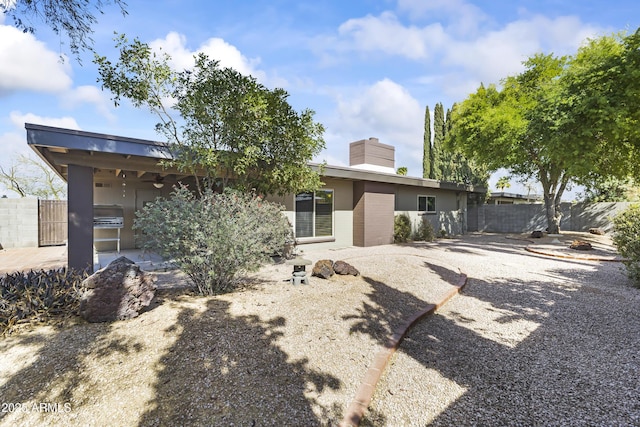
0,232 -> 632,426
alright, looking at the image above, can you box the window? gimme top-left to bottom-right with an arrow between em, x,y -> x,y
418,195 -> 436,213
295,190 -> 333,238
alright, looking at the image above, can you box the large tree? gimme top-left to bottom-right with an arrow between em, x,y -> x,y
448,29 -> 640,233
422,105 -> 431,179
95,34 -> 325,196
1,0 -> 127,58
0,154 -> 66,199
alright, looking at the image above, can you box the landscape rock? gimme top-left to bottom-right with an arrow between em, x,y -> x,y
589,228 -> 606,235
570,240 -> 593,251
333,260 -> 360,276
312,259 -> 334,279
530,230 -> 544,238
79,257 -> 157,322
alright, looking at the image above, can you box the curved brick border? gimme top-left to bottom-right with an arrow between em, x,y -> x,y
339,272 -> 468,427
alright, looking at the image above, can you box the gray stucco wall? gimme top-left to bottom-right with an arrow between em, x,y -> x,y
0,198 -> 39,249
395,186 -> 466,235
468,202 -> 634,233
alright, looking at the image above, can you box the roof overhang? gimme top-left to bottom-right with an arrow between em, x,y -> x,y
25,123 -> 485,193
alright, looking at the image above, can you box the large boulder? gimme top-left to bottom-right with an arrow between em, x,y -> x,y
333,260 -> 359,276
79,257 -> 157,322
312,259 -> 334,279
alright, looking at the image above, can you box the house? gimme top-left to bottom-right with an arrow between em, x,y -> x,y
26,123 -> 484,271
488,191 -> 543,205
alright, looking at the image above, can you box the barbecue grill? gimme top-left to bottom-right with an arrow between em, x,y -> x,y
93,205 -> 124,253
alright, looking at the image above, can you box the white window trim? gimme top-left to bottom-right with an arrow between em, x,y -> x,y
417,194 -> 436,214
293,189 -> 335,239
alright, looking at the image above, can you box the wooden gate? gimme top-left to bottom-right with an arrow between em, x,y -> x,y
39,200 -> 67,246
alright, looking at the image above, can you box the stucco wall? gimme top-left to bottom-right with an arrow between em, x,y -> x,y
0,198 -> 39,249
270,178 -> 354,251
395,186 -> 466,235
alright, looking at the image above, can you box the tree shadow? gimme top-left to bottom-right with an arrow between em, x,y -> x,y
362,262 -> 638,425
0,320 -> 146,425
137,297 -> 342,426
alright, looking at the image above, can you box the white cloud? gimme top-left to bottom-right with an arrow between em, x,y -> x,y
149,31 -> 269,82
325,79 -> 423,175
10,111 -> 80,130
337,11 -> 446,59
0,24 -> 72,96
397,0 -> 488,36
61,85 -> 116,121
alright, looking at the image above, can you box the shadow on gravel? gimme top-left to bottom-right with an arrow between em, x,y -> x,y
373,270 -> 640,426
0,321 -> 143,426
138,297 -> 343,426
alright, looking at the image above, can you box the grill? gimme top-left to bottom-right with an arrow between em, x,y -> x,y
93,205 -> 123,253
93,206 -> 124,229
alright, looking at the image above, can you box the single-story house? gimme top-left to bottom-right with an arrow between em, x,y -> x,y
26,123 -> 484,271
488,192 -> 543,205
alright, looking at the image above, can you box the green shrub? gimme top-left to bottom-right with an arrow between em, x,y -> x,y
134,186 -> 293,295
1,268 -> 87,336
613,204 -> 640,286
394,214 -> 412,243
413,217 -> 435,242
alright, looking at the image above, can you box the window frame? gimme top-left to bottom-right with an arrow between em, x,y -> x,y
294,189 -> 335,241
417,195 -> 436,214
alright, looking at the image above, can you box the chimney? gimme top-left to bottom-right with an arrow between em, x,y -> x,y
349,137 -> 395,173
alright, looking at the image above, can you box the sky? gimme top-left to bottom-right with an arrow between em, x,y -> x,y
1,0 -> 638,198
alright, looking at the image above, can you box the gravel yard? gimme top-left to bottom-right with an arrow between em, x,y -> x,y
0,233 -> 638,426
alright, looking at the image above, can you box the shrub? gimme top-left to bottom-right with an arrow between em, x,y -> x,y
413,217 -> 435,242
394,214 -> 412,243
134,186 -> 293,295
612,204 -> 640,286
1,268 -> 87,336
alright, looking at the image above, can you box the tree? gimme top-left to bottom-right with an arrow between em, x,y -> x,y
1,0 -> 127,59
422,105 -> 431,179
396,166 -> 408,176
431,102 -> 445,180
0,154 -> 66,199
496,176 -> 511,191
95,34 -> 326,196
447,30 -> 640,234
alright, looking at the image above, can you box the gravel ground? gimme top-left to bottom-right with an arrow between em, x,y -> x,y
1,233 -> 638,426
363,233 -> 640,426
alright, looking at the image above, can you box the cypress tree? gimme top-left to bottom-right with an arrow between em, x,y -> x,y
423,105 -> 431,179
432,102 -> 445,180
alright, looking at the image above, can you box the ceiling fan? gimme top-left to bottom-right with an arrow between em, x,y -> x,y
142,174 -> 166,188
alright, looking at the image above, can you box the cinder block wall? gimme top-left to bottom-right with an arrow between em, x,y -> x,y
469,202 -> 634,233
0,198 -> 39,248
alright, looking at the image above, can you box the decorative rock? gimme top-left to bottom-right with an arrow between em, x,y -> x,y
530,230 -> 544,238
570,240 -> 593,251
589,228 -> 606,235
79,256 -> 157,322
333,260 -> 360,276
312,259 -> 334,279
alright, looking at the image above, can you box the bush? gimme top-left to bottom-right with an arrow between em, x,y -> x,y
613,204 -> 640,286
394,214 -> 412,243
1,268 -> 87,336
413,217 -> 435,242
134,186 -> 293,295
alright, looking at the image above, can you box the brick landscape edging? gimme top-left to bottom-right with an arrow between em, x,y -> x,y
340,272 -> 469,427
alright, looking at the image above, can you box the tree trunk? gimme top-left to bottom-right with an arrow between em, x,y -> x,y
543,193 -> 561,234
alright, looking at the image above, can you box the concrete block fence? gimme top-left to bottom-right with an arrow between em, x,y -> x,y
0,198 -> 39,249
468,201 -> 634,233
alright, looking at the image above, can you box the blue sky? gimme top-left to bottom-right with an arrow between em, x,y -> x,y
1,0 -> 638,197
